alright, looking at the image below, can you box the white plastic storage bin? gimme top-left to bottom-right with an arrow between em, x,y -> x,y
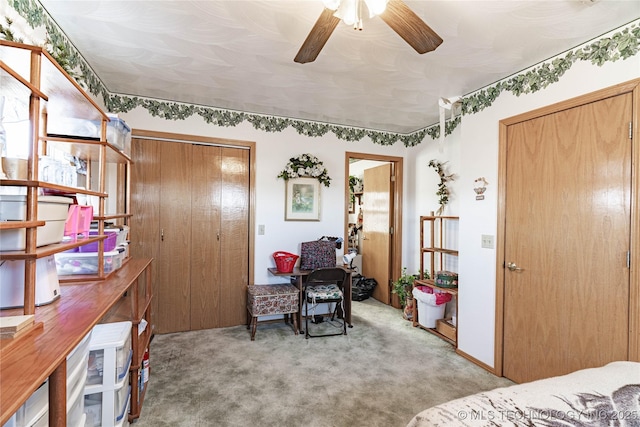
86,322 -> 132,388
412,287 -> 447,328
0,195 -> 73,251
55,249 -> 123,276
29,413 -> 48,427
1,380 -> 48,427
104,226 -> 129,247
46,116 -> 131,155
67,366 -> 87,427
0,255 -> 60,309
67,331 -> 92,379
84,386 -> 130,427
104,116 -> 131,155
67,348 -> 89,404
67,331 -> 91,427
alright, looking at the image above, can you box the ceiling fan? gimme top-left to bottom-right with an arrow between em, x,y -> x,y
294,0 -> 443,64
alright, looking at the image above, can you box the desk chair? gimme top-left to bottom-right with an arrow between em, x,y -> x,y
304,267 -> 348,339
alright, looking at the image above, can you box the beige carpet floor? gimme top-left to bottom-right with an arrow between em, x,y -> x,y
133,298 -> 513,427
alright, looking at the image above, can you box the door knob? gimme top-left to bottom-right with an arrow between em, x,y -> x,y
507,262 -> 523,272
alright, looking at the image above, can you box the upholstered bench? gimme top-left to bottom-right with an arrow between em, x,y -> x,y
246,283 -> 299,341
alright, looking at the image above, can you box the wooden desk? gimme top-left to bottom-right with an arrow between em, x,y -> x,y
267,266 -> 353,333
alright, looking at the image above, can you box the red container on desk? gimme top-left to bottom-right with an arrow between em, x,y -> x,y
273,251 -> 299,273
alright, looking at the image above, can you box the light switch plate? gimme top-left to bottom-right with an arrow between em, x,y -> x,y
258,224 -> 265,235
481,234 -> 494,249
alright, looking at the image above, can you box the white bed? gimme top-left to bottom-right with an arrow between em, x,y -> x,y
408,361 -> 640,427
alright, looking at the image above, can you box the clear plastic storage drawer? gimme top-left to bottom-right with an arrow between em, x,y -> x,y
84,385 -> 130,427
87,322 -> 132,388
55,249 -> 124,276
1,381 -> 48,427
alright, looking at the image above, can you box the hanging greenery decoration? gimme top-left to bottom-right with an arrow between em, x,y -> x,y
428,159 -> 456,215
349,175 -> 363,204
277,153 -> 331,187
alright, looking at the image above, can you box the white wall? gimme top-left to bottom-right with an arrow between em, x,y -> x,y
405,126 -> 462,276
123,53 -> 638,369
120,110 -> 408,286
456,58 -> 640,367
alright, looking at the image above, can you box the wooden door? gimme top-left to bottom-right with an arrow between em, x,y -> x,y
190,146 -> 249,329
190,144 -> 222,330
218,147 -> 250,327
132,137 -> 250,334
158,141 -> 193,333
503,93 -> 632,383
362,163 -> 392,304
130,138 -> 161,331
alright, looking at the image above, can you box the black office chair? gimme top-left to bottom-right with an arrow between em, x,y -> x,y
304,267 -> 348,339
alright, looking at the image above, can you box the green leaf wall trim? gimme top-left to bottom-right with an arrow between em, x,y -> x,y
9,1 -> 640,147
461,23 -> 640,116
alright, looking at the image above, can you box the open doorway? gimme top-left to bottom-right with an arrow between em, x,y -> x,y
344,152 -> 403,308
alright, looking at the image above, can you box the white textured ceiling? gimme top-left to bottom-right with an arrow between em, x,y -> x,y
38,0 -> 640,134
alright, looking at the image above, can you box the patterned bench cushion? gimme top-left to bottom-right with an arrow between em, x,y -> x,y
306,284 -> 343,302
248,284 -> 299,316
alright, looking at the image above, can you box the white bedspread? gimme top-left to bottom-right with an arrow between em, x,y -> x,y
408,361 -> 640,427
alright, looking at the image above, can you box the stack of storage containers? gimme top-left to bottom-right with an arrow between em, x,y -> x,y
84,322 -> 132,427
1,330 -> 92,427
66,331 -> 92,427
0,195 -> 73,309
54,225 -> 129,277
0,381 -> 48,427
0,195 -> 74,250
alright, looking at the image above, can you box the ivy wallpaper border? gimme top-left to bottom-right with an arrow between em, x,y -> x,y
6,0 -> 640,147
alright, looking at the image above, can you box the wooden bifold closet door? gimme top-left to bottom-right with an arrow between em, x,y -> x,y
131,137 -> 249,334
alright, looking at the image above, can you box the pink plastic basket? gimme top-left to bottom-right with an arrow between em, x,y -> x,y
64,205 -> 93,238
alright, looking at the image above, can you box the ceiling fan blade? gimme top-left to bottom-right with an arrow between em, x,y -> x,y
294,8 -> 340,64
379,0 -> 443,54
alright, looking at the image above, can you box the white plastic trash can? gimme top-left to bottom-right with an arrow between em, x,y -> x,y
412,287 -> 446,328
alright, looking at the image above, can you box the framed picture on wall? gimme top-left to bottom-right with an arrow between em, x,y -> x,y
285,177 -> 320,221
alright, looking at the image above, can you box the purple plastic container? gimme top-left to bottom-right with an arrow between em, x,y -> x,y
79,231 -> 118,253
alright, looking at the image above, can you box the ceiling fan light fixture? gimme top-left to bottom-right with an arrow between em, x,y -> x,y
322,0 -> 341,10
364,0 -> 389,16
295,0 -> 442,64
324,0 -> 389,29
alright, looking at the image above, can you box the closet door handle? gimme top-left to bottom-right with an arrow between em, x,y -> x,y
161,228 -> 164,242
217,231 -> 220,241
507,262 -> 523,272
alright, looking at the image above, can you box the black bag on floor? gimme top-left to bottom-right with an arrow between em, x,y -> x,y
352,275 -> 377,301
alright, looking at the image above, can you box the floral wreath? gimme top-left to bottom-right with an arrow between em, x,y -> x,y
428,159 -> 455,215
277,154 -> 331,187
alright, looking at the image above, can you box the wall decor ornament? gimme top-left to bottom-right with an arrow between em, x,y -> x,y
474,177 -> 488,200
428,159 -> 456,215
277,153 -> 331,187
285,177 -> 321,221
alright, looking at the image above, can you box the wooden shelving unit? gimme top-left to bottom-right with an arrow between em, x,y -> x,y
0,40 -> 151,425
413,214 -> 459,345
0,259 -> 152,426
